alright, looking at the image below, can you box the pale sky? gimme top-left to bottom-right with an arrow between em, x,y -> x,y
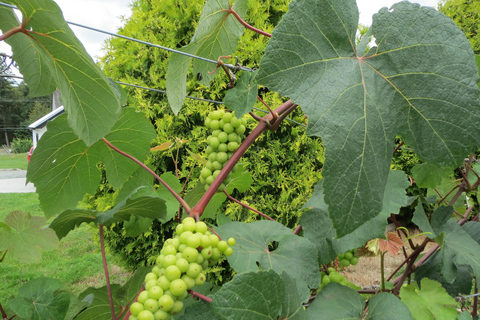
1,0 -> 441,75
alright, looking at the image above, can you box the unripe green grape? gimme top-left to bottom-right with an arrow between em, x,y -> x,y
228,141 -> 239,152
196,254 -> 204,264
138,290 -> 150,304
224,247 -> 233,256
176,252 -> 183,259
328,267 -> 336,273
228,238 -> 236,246
204,117 -> 211,128
148,286 -> 164,300
130,316 -> 138,320
153,310 -> 170,320
175,258 -> 189,273
217,241 -> 228,252
137,310 -> 154,320
340,259 -> 350,267
204,184 -> 210,191
161,255 -> 177,267
211,161 -> 222,171
217,143 -> 228,153
217,183 -> 225,192
223,123 -> 234,133
350,256 -> 359,265
211,129 -> 221,137
143,298 -> 159,313
241,118 -> 247,126
179,231 -> 193,244
216,152 -> 228,163
205,175 -> 214,185
171,300 -> 184,315
205,145 -> 214,155
210,120 -> 220,130
329,273 -> 343,283
196,221 -> 208,234
165,265 -> 181,281
211,247 -> 221,260
181,274 -> 196,290
205,160 -> 213,171
222,112 -> 233,123
200,168 -> 212,179
162,245 -> 177,256
201,246 -> 213,259
344,252 -> 353,260
218,119 -> 225,129
200,177 -> 206,185
130,302 -> 144,316
169,279 -> 187,297
218,132 -> 228,143
156,255 -> 165,266
231,117 -> 241,127
228,133 -> 238,142
195,273 -> 206,286
186,263 -> 202,278
145,279 -> 158,291
322,275 -> 331,285
337,253 -> 345,260
236,124 -> 246,135
158,295 -> 174,312
208,258 -> 219,266
200,235 -> 212,248
201,260 -> 209,270
232,164 -> 239,173
209,111 -> 221,120
182,247 -> 199,263
186,234 -> 201,248
224,176 -> 232,184
145,272 -> 158,283
152,266 -> 162,277
177,290 -> 189,301
156,276 -> 171,291
163,290 -> 177,301
208,152 -> 217,161
178,243 -> 187,252
209,234 -> 220,247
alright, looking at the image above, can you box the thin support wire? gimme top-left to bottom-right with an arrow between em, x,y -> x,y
0,2 -> 253,72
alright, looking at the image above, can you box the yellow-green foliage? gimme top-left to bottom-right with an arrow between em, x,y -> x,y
100,0 -> 324,268
439,0 -> 480,54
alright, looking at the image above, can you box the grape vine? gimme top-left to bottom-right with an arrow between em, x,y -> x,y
1,0 -> 480,319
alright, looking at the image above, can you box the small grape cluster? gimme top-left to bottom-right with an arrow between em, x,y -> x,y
319,267 -> 361,291
336,248 -> 359,268
200,110 -> 247,191
129,217 -> 235,320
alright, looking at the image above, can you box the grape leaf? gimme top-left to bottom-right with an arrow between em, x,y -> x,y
166,0 -> 248,113
257,0 -> 480,237
399,278 -> 458,320
302,170 -> 409,263
211,270 -> 285,320
0,0 -> 122,146
8,277 -> 70,320
49,190 -> 167,239
306,283 -> 364,319
367,292 -> 414,320
179,301 -> 223,320
224,70 -> 259,117
0,211 -> 58,264
115,267 -> 150,305
27,108 -> 155,218
215,220 -> 320,302
123,216 -> 153,237
75,285 -> 123,320
280,272 -> 310,320
411,164 -> 453,189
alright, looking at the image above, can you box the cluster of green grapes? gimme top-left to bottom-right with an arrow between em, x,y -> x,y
200,110 -> 247,191
319,268 -> 361,291
336,248 -> 359,268
128,217 -> 235,320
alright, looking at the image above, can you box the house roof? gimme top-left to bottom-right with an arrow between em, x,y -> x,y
28,106 -> 65,129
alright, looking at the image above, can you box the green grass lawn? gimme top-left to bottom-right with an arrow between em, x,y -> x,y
0,152 -> 29,170
0,193 -> 132,306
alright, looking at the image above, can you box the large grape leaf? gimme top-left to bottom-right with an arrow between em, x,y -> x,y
0,0 -> 122,146
399,278 -> 458,320
257,0 -> 480,237
0,211 -> 59,264
307,284 -> 413,320
215,220 -> 320,302
166,0 -> 248,113
75,285 -> 123,320
302,170 -> 409,264
224,70 -> 259,117
27,108 -> 155,218
8,278 -> 70,320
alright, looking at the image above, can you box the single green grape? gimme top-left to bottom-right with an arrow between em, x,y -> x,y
158,295 -> 175,312
223,123 -> 234,133
217,143 -> 228,153
182,247 -> 199,263
195,221 -> 208,234
186,263 -> 202,278
169,279 -> 187,297
153,309 -> 170,320
228,237 -> 236,246
217,240 -> 228,252
137,310 -> 154,320
130,302 -> 144,316
148,286 -> 164,300
208,111 -> 221,120
181,274 -> 196,290
222,112 -> 233,123
165,265 -> 181,281
171,300 -> 184,315
218,131 -> 228,143
143,298 -> 159,313
344,252 -> 353,260
137,290 -> 150,304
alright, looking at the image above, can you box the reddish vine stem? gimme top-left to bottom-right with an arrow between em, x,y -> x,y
257,96 -> 277,122
99,224 -> 116,320
188,290 -> 212,303
189,100 -> 297,219
207,227 -> 222,240
293,225 -> 302,235
102,138 -> 191,214
0,26 -> 23,41
0,302 -> 9,320
224,190 -> 274,221
473,278 -> 478,318
224,1 -> 271,38
458,167 -> 472,191
392,141 -> 405,155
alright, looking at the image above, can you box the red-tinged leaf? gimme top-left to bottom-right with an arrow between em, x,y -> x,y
378,232 -> 404,256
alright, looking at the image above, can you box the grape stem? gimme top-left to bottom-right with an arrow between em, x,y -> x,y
189,290 -> 213,303
223,0 -> 271,38
223,190 -> 274,221
99,224 -> 117,320
189,100 -> 297,219
102,138 -> 191,214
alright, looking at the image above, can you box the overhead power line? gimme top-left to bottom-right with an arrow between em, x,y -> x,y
0,2 -> 253,72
